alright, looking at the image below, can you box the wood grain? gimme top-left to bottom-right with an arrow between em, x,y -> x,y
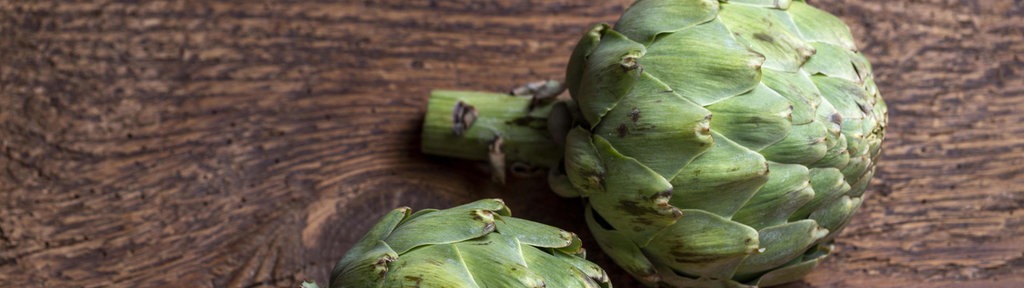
1,0 -> 1021,287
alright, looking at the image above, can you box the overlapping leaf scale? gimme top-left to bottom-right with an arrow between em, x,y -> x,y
706,84 -> 793,151
760,69 -> 821,125
813,77 -> 872,140
846,168 -> 875,198
733,220 -> 827,280
645,209 -> 760,280
614,0 -> 719,44
753,245 -> 830,287
641,18 -> 764,106
758,120 -> 829,165
576,29 -> 647,126
593,72 -> 713,179
566,24 -> 608,104
732,163 -> 814,230
496,216 -> 576,249
453,234 -> 546,287
333,207 -> 409,278
810,195 -> 863,242
564,127 -> 607,197
333,241 -> 398,288
840,154 -> 871,189
802,42 -> 859,82
548,250 -> 612,287
382,244 -> 477,287
719,3 -> 815,72
786,0 -> 857,51
789,168 -> 851,221
384,199 -> 504,254
869,102 -> 888,157
668,132 -> 769,218
810,75 -> 876,185
810,99 -> 850,169
588,134 -> 683,245
585,205 -> 661,287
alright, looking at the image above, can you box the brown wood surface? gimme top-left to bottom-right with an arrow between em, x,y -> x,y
1,0 -> 1022,287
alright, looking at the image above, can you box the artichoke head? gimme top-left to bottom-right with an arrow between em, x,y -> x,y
555,0 -> 886,287
330,199 -> 612,288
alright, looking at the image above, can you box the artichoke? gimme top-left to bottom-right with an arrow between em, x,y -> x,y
421,0 -> 886,287
329,199 -> 612,287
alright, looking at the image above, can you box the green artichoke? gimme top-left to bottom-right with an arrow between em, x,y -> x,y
421,0 -> 886,287
329,199 -> 612,287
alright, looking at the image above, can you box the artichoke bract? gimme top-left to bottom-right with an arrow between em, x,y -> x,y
329,199 -> 612,288
421,0 -> 886,287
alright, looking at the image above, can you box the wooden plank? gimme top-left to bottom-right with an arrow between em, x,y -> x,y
0,0 -> 1021,287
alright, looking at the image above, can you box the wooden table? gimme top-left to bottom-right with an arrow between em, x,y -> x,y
1,0 -> 1021,287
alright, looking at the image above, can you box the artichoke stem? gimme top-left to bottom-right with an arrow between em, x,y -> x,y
421,90 -> 562,170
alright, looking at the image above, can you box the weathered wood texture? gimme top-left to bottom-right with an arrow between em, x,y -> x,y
1,0 -> 1021,287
